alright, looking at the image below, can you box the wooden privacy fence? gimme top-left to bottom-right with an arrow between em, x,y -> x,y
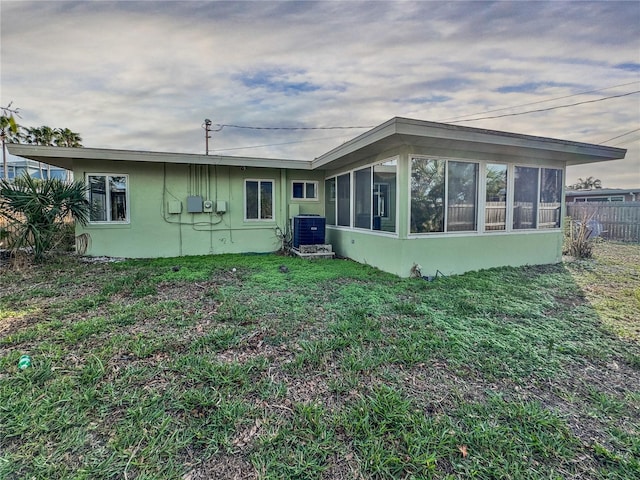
566,202 -> 640,243
0,215 -> 75,248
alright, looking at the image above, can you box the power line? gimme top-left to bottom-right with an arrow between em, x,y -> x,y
215,123 -> 375,131
610,135 -> 640,147
598,128 -> 640,145
440,80 -> 640,122
210,133 -> 351,153
449,90 -> 640,123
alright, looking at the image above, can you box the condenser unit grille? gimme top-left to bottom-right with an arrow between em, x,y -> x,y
293,215 -> 326,248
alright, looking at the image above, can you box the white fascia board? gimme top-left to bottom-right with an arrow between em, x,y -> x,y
7,144 -> 313,171
311,117 -> 627,170
311,118 -> 399,169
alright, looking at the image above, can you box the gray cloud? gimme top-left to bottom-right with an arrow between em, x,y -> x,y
2,0 -> 638,186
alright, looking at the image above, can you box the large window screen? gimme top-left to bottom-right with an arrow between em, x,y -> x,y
325,178 -> 336,225
513,166 -> 539,229
373,159 -> 397,232
446,161 -> 478,232
411,158 -> 445,233
354,167 -> 371,229
539,168 -> 563,228
337,173 -> 350,227
485,164 -> 507,231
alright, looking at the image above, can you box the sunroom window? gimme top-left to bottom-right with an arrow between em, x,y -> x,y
373,159 -> 397,232
447,161 -> 478,232
325,178 -> 336,225
325,158 -> 397,232
513,166 -> 539,229
485,164 -> 507,231
87,174 -> 128,223
539,168 -> 563,228
354,167 -> 372,229
411,158 -> 478,233
513,166 -> 563,230
337,173 -> 350,227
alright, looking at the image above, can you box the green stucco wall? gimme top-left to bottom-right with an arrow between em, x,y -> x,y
75,160 -> 324,258
73,147 -> 566,278
326,228 -> 563,278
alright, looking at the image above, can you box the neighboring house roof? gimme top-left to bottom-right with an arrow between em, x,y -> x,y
566,188 -> 640,195
565,188 -> 640,199
8,117 -> 627,170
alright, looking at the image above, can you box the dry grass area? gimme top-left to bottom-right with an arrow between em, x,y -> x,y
1,243 -> 639,479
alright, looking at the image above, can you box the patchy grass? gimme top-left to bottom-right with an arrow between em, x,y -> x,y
1,243 -> 639,479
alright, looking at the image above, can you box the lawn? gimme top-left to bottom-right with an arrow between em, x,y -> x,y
1,242 -> 638,479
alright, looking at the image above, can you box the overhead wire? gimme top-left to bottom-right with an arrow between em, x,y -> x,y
597,128 -> 640,145
447,90 -> 640,123
209,133 -> 352,153
205,81 -> 640,152
214,124 -> 375,131
439,80 -> 640,122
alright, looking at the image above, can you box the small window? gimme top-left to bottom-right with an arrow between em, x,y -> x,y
291,181 -> 318,200
87,174 -> 129,223
245,180 -> 274,221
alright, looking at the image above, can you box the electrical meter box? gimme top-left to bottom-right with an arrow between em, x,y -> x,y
216,201 -> 227,214
187,196 -> 203,213
203,200 -> 214,213
167,201 -> 182,214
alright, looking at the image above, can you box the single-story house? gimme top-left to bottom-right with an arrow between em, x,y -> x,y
8,117 -> 626,277
565,188 -> 639,203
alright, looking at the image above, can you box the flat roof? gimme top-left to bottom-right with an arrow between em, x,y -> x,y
8,117 -> 627,171
6,145 -> 312,171
566,188 -> 639,196
311,117 -> 627,169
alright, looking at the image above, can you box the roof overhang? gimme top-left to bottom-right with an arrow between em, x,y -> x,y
7,117 -> 627,173
311,117 -> 627,170
6,144 -> 313,171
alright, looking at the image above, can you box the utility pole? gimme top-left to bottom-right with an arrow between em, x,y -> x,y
204,119 -> 212,155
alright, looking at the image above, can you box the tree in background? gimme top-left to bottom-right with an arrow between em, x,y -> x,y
1,102 -> 21,181
570,176 -> 602,190
0,102 -> 83,181
23,126 -> 83,178
0,174 -> 89,261
54,128 -> 83,147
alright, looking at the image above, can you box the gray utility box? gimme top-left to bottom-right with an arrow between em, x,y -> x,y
187,196 -> 203,213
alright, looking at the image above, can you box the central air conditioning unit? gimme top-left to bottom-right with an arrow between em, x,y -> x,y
293,215 -> 325,248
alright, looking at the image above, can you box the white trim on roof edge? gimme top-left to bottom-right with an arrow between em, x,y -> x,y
7,117 -> 627,172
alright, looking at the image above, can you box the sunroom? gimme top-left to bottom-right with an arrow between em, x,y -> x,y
314,118 -> 625,277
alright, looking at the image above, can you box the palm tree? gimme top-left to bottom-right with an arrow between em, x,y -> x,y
0,174 -> 89,261
25,126 -> 57,178
1,114 -> 21,181
572,176 -> 602,190
54,128 -> 83,147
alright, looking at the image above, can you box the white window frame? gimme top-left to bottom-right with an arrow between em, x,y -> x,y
408,155 -> 479,235
325,156 -> 399,234
86,173 -> 130,224
291,180 -> 318,200
408,157 -> 564,237
244,179 -> 275,222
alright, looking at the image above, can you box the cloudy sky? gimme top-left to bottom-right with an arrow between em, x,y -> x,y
2,0 -> 639,187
